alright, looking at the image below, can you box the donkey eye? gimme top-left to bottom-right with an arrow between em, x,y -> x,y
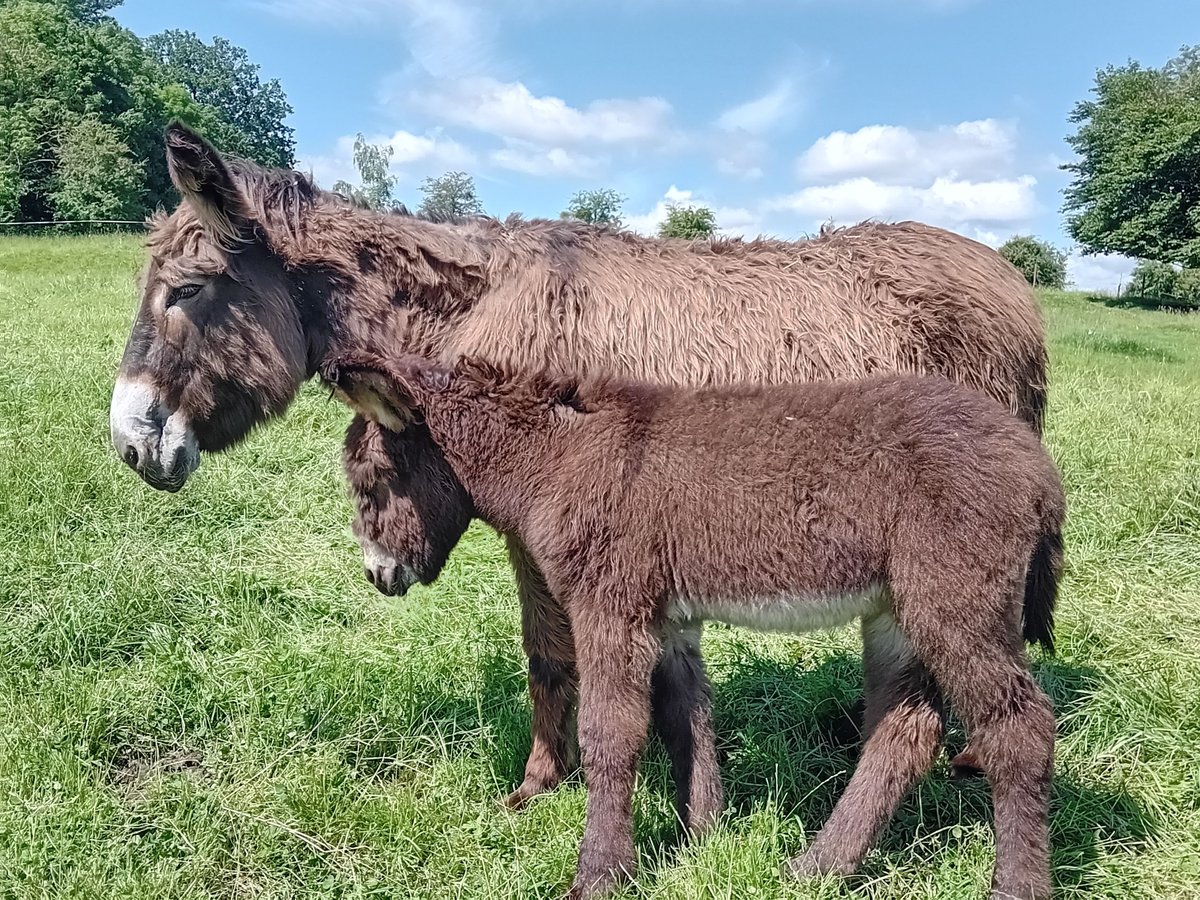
167,283 -> 203,307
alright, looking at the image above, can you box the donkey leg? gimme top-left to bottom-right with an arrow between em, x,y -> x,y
506,534 -> 579,808
907,614 -> 1055,900
651,622 -> 723,835
788,611 -> 945,879
570,602 -> 660,899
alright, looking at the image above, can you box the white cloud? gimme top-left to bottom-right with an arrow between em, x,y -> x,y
299,129 -> 475,191
1066,251 -> 1137,293
402,76 -> 675,147
766,174 -> 1038,231
491,143 -> 608,178
798,119 -> 1017,185
716,80 -> 796,134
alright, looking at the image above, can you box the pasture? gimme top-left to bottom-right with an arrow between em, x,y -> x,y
0,233 -> 1198,899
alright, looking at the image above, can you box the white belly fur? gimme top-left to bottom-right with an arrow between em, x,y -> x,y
666,584 -> 887,634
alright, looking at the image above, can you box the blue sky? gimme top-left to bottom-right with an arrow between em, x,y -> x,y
117,0 -> 1190,291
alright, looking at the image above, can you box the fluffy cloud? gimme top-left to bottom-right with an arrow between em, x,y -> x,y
490,143 -> 608,178
1066,251 -> 1137,293
299,129 -> 475,191
798,119 -> 1017,185
403,77 -> 675,147
766,175 -> 1038,231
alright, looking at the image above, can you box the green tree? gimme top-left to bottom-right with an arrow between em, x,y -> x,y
418,171 -> 483,220
331,134 -> 397,211
58,0 -> 122,22
658,203 -> 718,240
1063,45 -> 1200,267
561,188 -> 624,226
998,236 -> 1068,289
0,0 -> 203,221
145,29 -> 295,167
1127,260 -> 1200,308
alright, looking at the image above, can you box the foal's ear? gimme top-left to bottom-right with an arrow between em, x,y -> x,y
322,355 -> 421,432
165,122 -> 250,248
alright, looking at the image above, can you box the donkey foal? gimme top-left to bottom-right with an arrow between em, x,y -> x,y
324,351 -> 1064,900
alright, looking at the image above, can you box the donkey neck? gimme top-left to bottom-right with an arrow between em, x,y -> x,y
419,395 -> 552,534
283,204 -> 494,373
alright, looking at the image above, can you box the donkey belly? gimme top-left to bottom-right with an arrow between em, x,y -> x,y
666,585 -> 887,634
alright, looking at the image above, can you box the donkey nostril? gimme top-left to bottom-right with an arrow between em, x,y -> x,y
123,445 -> 141,469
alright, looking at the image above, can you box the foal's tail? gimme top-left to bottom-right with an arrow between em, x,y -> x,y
1022,505 -> 1064,653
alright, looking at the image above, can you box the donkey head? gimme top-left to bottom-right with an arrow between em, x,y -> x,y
325,354 -> 472,596
111,123 -> 319,491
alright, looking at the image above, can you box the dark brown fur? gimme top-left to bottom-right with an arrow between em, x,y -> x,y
114,123 -> 1053,807
323,351 -> 1064,900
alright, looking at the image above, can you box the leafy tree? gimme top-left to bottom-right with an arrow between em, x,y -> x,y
1063,45 -> 1200,267
998,236 -> 1068,289
418,171 -> 483,220
561,188 -> 624,226
0,0 -> 203,220
331,134 -> 397,211
49,115 -> 144,220
658,203 -> 717,240
1127,260 -> 1200,308
58,0 -> 122,22
145,29 -> 295,167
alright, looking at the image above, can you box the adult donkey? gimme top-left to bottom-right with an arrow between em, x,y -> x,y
111,123 -> 1050,811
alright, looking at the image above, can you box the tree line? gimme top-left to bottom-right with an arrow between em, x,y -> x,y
0,0 -> 293,224
335,139 -> 721,239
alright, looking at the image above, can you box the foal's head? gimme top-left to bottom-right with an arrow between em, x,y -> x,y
324,352 -> 599,594
110,123 -> 322,491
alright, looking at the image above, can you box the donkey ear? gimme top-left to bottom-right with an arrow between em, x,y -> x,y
164,122 -> 250,247
320,354 -> 416,431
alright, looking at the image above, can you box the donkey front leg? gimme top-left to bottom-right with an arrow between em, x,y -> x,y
570,601 -> 660,899
505,535 -> 579,808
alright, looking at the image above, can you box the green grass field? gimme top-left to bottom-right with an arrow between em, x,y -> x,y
1,234 -> 1198,900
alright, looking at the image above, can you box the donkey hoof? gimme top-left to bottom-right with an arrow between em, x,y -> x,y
568,863 -> 629,899
949,747 -> 986,780
785,847 -> 855,880
503,776 -> 558,810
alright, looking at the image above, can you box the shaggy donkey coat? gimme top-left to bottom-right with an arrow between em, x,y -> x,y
323,351 -> 1065,900
112,123 -> 1051,810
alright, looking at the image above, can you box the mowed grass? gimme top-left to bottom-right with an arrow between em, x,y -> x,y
1,233 -> 1198,900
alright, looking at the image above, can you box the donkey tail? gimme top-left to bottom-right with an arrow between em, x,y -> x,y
1023,522 -> 1063,653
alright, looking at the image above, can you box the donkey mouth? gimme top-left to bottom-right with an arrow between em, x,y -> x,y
110,378 -> 201,492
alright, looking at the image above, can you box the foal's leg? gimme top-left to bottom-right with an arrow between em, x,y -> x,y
789,611 -> 945,879
570,599 -> 660,899
505,535 -> 579,808
904,603 -> 1055,900
651,622 -> 723,834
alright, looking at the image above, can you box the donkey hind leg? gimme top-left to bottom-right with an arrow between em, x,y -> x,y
904,603 -> 1055,900
788,612 -> 945,880
570,604 -> 661,900
505,535 -> 579,809
651,622 -> 723,834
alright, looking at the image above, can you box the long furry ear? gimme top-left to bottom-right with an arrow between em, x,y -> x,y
164,121 -> 250,248
322,353 -> 446,431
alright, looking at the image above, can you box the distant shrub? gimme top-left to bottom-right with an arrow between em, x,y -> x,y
1128,260 -> 1200,308
998,236 -> 1068,289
